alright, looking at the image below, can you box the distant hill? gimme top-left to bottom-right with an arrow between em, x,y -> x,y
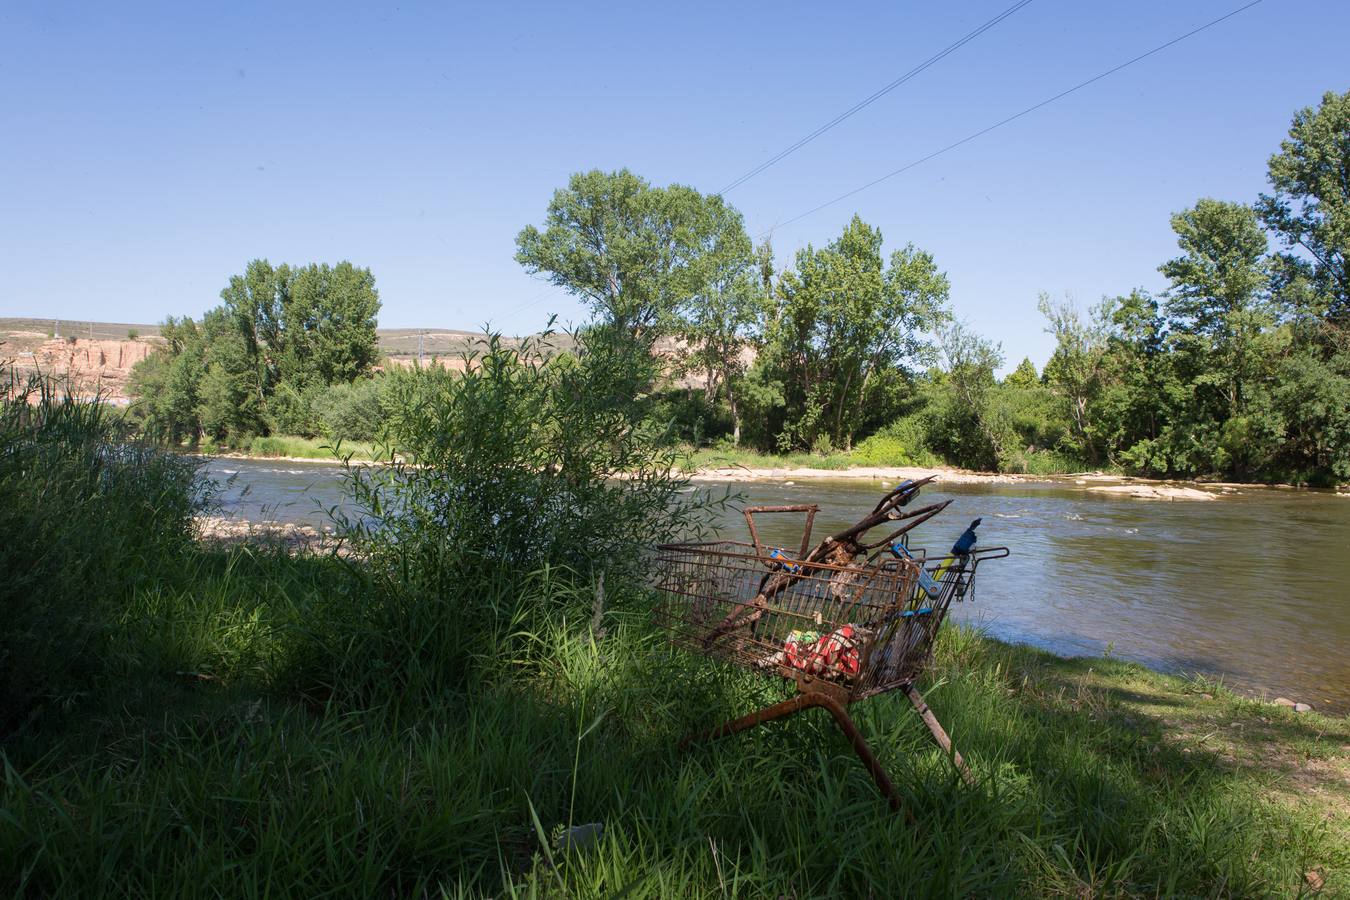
0,317 -> 521,359
3,317 -> 709,405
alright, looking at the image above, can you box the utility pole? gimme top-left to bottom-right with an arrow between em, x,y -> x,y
418,330 -> 425,365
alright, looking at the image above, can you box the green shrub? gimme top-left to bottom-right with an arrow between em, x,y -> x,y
852,416 -> 941,467
314,377 -> 390,443
0,376 -> 202,731
263,380 -> 324,438
334,327 -> 720,698
646,387 -> 731,446
996,448 -> 1092,476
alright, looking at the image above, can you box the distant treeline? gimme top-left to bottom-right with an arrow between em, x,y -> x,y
131,90 -> 1350,484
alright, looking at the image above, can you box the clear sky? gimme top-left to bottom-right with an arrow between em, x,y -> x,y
2,0 -> 1346,367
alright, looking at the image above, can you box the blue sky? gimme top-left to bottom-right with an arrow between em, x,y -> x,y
2,0 -> 1346,367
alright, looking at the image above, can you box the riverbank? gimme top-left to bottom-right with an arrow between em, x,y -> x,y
8,421 -> 1349,896
683,447 -> 1348,496
193,434 -> 383,463
688,461 -> 1271,501
4,537 -> 1345,895
197,438 -> 1344,499
197,455 -> 1350,715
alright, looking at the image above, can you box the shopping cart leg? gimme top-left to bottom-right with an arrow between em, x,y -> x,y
810,692 -> 911,819
679,693 -> 814,748
681,690 -> 914,820
904,683 -> 976,786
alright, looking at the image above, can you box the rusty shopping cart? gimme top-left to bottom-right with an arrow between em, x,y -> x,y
653,478 -> 1007,813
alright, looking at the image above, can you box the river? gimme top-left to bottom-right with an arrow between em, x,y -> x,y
202,457 -> 1350,714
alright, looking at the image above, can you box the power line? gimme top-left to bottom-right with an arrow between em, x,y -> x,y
719,0 -> 1036,195
762,0 -> 1264,234
497,284 -> 567,321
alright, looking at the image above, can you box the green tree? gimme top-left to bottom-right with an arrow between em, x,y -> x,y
1094,290 -> 1171,471
515,170 -> 747,344
926,321 -> 1007,470
1159,200 -> 1276,477
130,261 -> 382,443
218,259 -> 290,410
128,316 -> 206,443
196,305 -> 264,439
678,234 -> 764,445
218,259 -> 381,402
1257,89 -> 1350,322
1004,357 -> 1039,388
763,215 -> 949,452
1255,90 -> 1350,483
280,262 -> 382,386
1039,293 -> 1109,463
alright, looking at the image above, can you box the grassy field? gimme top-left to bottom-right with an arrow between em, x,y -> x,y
3,390 -> 1345,897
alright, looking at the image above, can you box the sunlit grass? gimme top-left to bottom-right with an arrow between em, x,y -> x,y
199,433 -> 384,462
4,384 -> 1345,897
680,443 -> 1103,477
3,543 -> 1346,897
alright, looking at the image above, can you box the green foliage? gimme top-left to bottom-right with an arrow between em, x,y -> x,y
1016,93 -> 1350,484
851,416 -> 941,467
1039,294 -> 1109,464
127,323 -> 206,444
1257,88 -> 1350,321
676,233 -> 764,445
312,376 -> 392,442
263,379 -> 324,437
1005,357 -> 1039,387
129,260 -> 382,444
647,387 -> 732,446
922,322 -> 1008,470
335,325 -> 720,697
516,169 -> 748,342
280,262 -> 382,385
758,215 -> 950,453
0,377 -> 202,731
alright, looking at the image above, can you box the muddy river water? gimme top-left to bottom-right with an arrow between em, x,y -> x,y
203,457 -> 1350,713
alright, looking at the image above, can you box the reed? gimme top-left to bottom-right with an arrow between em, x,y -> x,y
0,374 -> 201,731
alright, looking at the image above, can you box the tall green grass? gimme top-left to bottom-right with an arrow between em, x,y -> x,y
2,366 -> 1345,897
0,375 -> 202,731
3,552 -> 1344,896
201,433 -> 382,462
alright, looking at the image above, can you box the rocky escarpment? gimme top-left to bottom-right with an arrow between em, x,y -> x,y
7,337 -> 159,403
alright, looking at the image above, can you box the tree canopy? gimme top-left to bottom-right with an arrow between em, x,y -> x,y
131,260 -> 381,441
758,215 -> 950,452
515,169 -> 752,343
1257,89 -> 1350,321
